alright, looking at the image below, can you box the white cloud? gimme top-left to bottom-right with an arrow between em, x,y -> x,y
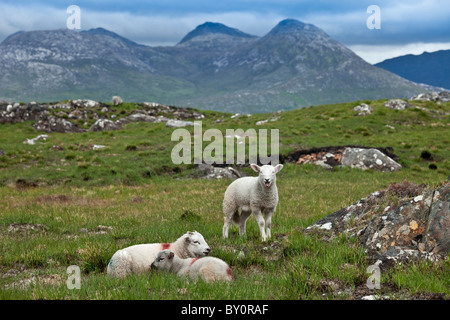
348,42 -> 450,64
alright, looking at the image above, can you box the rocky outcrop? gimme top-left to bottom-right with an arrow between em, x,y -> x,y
0,102 -> 47,124
384,99 -> 414,110
353,103 -> 373,116
306,181 -> 449,269
286,145 -> 401,172
410,91 -> 450,103
32,114 -> 85,133
0,99 -> 206,133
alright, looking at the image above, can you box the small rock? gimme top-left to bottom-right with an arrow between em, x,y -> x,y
341,148 -> 401,172
353,103 -> 373,116
23,134 -> 49,145
92,144 -> 106,150
384,99 -> 414,110
89,119 -> 122,131
166,119 -> 195,128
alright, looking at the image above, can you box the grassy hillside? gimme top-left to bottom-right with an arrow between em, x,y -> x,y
0,98 -> 448,300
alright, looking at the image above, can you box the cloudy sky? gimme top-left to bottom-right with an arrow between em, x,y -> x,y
0,0 -> 449,63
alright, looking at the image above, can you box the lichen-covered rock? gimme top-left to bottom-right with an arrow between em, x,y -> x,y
89,119 -> 122,131
341,148 -> 402,172
353,103 -> 373,116
384,99 -> 414,110
306,181 -> 449,269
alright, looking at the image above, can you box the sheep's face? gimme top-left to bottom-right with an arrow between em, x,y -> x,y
185,231 -> 211,257
151,249 -> 174,271
251,164 -> 283,188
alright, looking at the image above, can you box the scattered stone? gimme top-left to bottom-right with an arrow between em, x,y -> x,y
353,103 -> 373,116
165,119 -> 195,128
89,119 -> 122,131
68,109 -> 88,120
78,225 -> 113,235
49,145 -> 64,151
23,134 -> 49,145
256,119 -> 268,125
0,149 -> 5,156
92,144 -> 106,150
71,99 -> 102,108
7,223 -> 48,234
384,99 -> 414,110
192,164 -> 242,180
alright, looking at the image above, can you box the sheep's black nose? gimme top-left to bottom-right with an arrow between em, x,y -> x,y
264,179 -> 270,183
204,247 -> 211,255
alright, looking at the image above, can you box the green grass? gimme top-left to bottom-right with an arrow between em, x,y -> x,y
0,98 -> 449,299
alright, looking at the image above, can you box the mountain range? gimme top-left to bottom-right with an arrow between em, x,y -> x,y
375,50 -> 450,91
0,19 -> 428,113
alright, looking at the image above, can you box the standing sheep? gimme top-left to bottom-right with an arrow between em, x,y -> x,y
112,96 -> 123,105
107,231 -> 210,278
151,249 -> 233,282
223,164 -> 283,241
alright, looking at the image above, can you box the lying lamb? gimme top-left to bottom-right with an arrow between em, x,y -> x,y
151,249 -> 233,282
107,231 -> 211,278
223,163 -> 283,241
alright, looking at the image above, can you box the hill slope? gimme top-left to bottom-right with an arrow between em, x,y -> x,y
375,50 -> 450,90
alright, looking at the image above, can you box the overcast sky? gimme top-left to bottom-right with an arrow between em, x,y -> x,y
0,0 -> 449,63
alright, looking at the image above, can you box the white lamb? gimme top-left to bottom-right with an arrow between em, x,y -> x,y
106,231 -> 210,278
151,249 -> 233,282
112,96 -> 123,105
222,163 -> 283,241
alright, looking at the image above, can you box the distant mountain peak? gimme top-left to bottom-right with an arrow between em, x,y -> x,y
178,21 -> 256,44
276,19 -> 308,28
265,18 -> 324,38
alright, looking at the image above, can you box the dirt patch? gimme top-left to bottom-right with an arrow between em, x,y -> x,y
15,179 -> 39,189
35,194 -> 71,204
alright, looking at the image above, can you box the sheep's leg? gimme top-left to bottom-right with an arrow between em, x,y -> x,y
264,211 -> 274,240
223,216 -> 232,239
252,210 -> 267,241
238,210 -> 252,236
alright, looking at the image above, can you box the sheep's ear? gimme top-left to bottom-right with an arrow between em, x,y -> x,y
185,236 -> 190,243
169,252 -> 174,259
274,164 -> 283,174
250,163 -> 260,172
